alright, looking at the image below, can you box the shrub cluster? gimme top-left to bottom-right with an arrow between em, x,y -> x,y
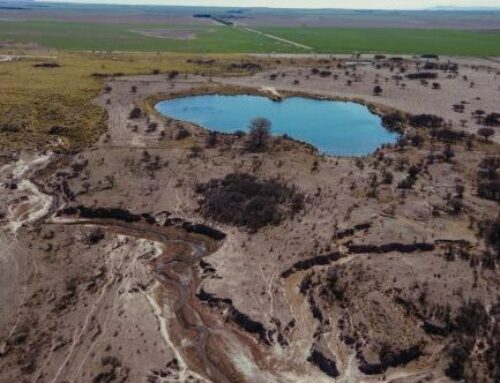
444,300 -> 498,382
423,62 -> 458,72
409,114 -> 444,129
477,156 -> 500,202
381,112 -> 405,132
406,72 -> 438,80
195,173 -> 304,231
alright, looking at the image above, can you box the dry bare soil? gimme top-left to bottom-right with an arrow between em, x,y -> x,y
0,55 -> 499,383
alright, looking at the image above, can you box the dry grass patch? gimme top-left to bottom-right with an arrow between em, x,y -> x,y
0,51 -> 257,150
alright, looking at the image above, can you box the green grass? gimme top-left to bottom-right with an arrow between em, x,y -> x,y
0,20 -> 303,53
2,20 -> 500,56
258,27 -> 500,57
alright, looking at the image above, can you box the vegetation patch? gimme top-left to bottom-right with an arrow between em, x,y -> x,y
0,52 -> 256,150
195,173 -> 304,231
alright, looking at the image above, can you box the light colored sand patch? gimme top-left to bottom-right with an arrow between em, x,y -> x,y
224,336 -> 278,383
144,285 -> 210,383
1,154 -> 53,235
130,28 -> 211,40
259,86 -> 282,98
7,179 -> 53,234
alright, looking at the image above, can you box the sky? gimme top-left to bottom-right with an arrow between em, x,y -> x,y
34,0 -> 500,10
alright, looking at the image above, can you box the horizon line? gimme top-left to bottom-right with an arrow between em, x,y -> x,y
30,1 -> 500,11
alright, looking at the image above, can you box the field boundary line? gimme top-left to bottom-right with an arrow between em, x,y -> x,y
242,27 -> 313,51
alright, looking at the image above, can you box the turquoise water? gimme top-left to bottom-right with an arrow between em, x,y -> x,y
155,95 -> 399,156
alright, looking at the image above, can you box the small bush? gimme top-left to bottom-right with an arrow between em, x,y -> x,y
484,113 -> 500,127
168,70 -> 179,80
129,107 -> 142,119
477,127 -> 495,141
247,117 -> 271,152
175,127 -> 191,140
373,85 -> 383,96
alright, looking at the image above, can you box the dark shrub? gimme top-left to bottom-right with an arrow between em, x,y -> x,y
129,107 -> 142,119
477,127 -> 495,141
478,157 -> 500,180
205,131 -> 218,148
48,126 -> 67,135
445,342 -> 471,381
175,127 -> 191,140
424,62 -> 458,71
479,216 -> 500,255
421,54 -> 439,59
230,62 -> 263,71
86,227 -> 105,245
406,72 -> 437,80
33,62 -> 60,68
146,122 -> 158,133
484,113 -> 500,127
323,269 -> 346,301
478,181 -> 500,203
477,156 -> 500,202
434,128 -> 464,143
381,169 -> 394,184
454,300 -> 489,335
195,173 -> 304,231
0,123 -> 20,133
168,70 -> 179,80
442,144 -> 455,162
409,114 -> 443,129
381,112 -> 405,132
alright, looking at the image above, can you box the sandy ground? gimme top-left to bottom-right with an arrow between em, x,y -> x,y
217,56 -> 500,144
0,55 -> 498,382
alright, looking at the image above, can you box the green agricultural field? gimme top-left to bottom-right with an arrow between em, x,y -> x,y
257,27 -> 500,57
0,20 -> 300,53
1,20 -> 500,56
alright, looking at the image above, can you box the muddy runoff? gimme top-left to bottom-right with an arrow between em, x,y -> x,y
7,155 -> 317,383
54,209 -> 276,383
